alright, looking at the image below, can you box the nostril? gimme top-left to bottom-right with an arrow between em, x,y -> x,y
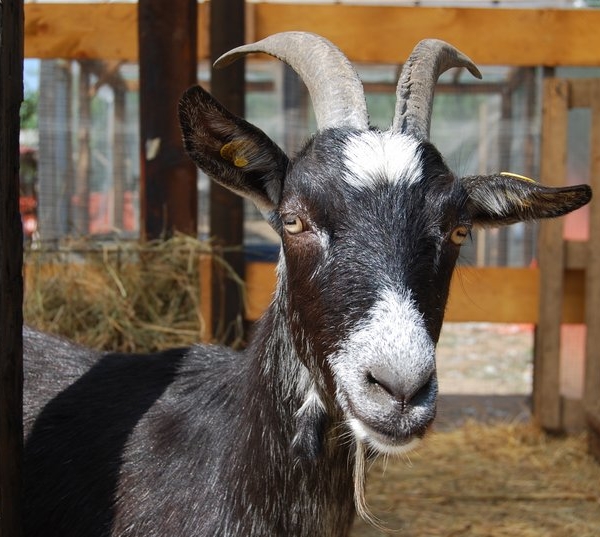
365,368 -> 436,408
412,373 -> 436,404
366,371 -> 394,397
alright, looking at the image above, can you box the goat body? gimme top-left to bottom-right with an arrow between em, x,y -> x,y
24,317 -> 354,537
23,33 -> 591,537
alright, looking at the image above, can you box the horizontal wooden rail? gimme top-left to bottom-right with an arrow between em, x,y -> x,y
245,264 -> 586,324
24,3 -> 600,67
23,260 -> 585,328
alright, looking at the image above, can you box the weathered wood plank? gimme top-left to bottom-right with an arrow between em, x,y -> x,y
24,3 -> 600,66
0,0 -> 24,535
584,81 -> 600,460
533,78 -> 569,432
244,264 -> 585,324
209,0 -> 246,346
199,254 -> 214,343
24,2 -> 210,61
138,0 -> 198,239
252,5 -> 600,66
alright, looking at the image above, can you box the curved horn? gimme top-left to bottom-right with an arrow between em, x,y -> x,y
392,39 -> 482,140
215,31 -> 369,132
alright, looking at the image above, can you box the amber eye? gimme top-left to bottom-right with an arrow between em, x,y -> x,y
283,215 -> 304,234
450,225 -> 470,245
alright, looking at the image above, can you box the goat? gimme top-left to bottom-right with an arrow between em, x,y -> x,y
23,32 -> 591,537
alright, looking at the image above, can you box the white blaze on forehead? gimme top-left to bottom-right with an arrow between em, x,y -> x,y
342,131 -> 423,189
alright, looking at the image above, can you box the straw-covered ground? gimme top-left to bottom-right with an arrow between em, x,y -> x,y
351,422 -> 600,537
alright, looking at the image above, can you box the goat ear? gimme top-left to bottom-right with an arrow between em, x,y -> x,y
178,85 -> 289,214
461,173 -> 592,227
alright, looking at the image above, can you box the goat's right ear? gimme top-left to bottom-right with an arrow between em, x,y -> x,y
178,85 -> 289,214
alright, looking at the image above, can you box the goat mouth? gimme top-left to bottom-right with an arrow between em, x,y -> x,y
348,417 -> 425,456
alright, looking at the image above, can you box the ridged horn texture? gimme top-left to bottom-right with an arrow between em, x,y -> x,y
215,31 -> 369,132
393,39 -> 482,140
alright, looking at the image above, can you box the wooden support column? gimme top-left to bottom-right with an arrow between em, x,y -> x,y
496,83 -> 514,266
0,1 -> 24,535
138,0 -> 198,239
113,79 -> 127,231
585,81 -> 600,461
74,61 -> 91,235
209,0 -> 246,345
533,78 -> 569,432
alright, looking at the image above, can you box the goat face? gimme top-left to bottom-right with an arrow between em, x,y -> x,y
279,130 -> 464,453
179,33 -> 591,457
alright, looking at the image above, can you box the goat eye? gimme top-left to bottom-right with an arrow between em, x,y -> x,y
450,225 -> 470,245
283,215 -> 305,234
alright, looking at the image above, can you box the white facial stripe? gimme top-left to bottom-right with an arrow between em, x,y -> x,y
330,287 -> 434,377
328,288 -> 436,451
342,131 -> 423,189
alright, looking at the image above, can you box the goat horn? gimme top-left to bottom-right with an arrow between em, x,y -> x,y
215,31 -> 369,132
392,39 -> 482,140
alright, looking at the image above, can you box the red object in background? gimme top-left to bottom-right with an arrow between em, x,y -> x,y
19,196 -> 38,237
19,146 -> 38,239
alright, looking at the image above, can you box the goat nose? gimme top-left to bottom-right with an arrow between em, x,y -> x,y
366,365 -> 434,409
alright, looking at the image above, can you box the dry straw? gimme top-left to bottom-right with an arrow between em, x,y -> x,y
351,421 -> 600,537
24,235 -> 244,352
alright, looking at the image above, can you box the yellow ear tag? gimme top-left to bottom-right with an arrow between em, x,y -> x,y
500,172 -> 537,183
220,140 -> 250,168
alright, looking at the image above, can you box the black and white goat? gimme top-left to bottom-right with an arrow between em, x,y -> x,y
24,33 -> 591,537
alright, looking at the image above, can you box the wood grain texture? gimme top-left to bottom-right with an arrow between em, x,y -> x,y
244,264 -> 585,324
24,3 -> 600,66
0,0 -> 24,535
584,82 -> 600,434
533,78 -> 569,431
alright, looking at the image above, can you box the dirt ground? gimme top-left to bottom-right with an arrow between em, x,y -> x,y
435,322 -> 534,429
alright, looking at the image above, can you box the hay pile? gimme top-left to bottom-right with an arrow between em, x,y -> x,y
24,236 -> 241,352
352,422 -> 600,537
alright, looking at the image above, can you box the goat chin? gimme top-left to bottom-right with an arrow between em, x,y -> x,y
349,417 -> 422,457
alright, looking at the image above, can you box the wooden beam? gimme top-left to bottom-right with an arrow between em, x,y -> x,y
0,0 -> 24,535
533,77 -> 570,432
138,0 -> 198,239
244,264 -> 585,325
209,0 -> 246,346
253,4 -> 600,67
24,2 -> 209,62
24,3 -> 600,67
584,81 -> 600,458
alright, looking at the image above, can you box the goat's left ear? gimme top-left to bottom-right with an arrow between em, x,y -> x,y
461,173 -> 592,226
178,85 -> 289,215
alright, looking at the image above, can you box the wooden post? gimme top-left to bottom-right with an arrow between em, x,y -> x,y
0,1 -> 24,535
496,83 -> 513,266
584,81 -> 600,460
209,0 -> 246,345
533,78 -> 569,432
138,0 -> 198,239
522,67 -> 538,265
113,79 -> 127,231
74,61 -> 91,235
38,61 -> 73,240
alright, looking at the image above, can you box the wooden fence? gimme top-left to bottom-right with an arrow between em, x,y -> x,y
534,78 -> 600,456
